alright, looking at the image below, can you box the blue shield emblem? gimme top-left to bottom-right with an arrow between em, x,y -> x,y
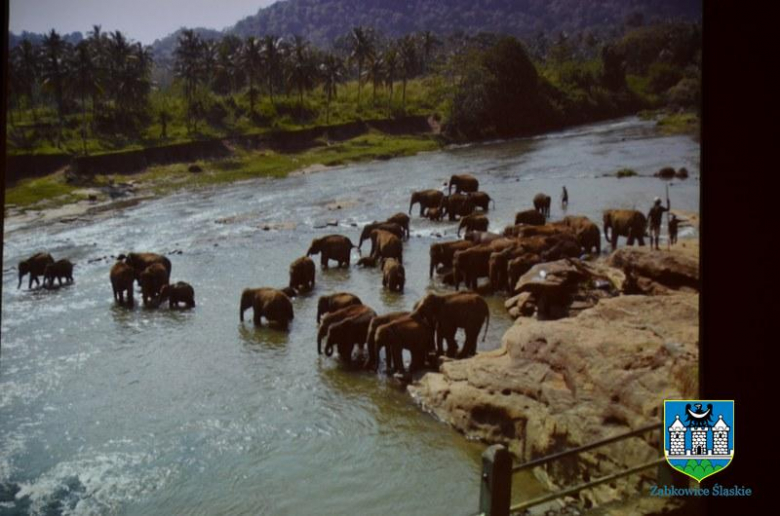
664,400 -> 734,482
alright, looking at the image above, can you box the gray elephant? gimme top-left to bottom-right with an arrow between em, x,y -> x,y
358,222 -> 404,251
18,252 -> 55,289
467,192 -> 495,211
458,214 -> 489,237
121,252 -> 172,283
533,193 -> 551,218
448,174 -> 479,194
43,259 -> 74,288
240,288 -> 294,328
306,235 -> 355,268
110,260 -> 135,307
514,209 -> 546,226
159,282 -> 196,308
409,189 -> 445,217
289,256 -> 316,292
439,193 -> 476,221
412,292 -> 490,359
316,292 -> 362,323
139,263 -> 170,307
603,209 -> 647,249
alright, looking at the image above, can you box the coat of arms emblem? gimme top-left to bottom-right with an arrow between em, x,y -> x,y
664,400 -> 734,482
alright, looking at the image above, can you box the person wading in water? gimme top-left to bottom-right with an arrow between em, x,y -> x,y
561,186 -> 568,208
647,197 -> 670,250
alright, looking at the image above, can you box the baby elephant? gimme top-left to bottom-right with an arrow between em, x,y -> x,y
424,207 -> 444,221
159,282 -> 195,308
382,258 -> 405,292
43,259 -> 74,288
289,256 -> 315,292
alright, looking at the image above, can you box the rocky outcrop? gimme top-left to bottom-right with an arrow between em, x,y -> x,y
607,247 -> 699,295
410,292 -> 699,508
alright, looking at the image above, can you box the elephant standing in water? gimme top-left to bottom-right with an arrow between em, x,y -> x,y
514,209 -> 546,226
240,288 -> 294,328
533,193 -> 551,218
409,189 -> 444,217
603,209 -> 647,250
412,292 -> 490,359
43,259 -> 74,288
110,260 -> 135,307
467,192 -> 495,211
358,222 -> 404,251
322,306 -> 377,365
458,214 -> 489,237
440,193 -> 476,221
289,256 -> 315,292
448,174 -> 479,194
385,213 -> 411,240
369,229 -> 403,265
382,258 -> 405,292
139,263 -> 170,307
316,292 -> 362,323
121,252 -> 172,282
364,311 -> 410,372
375,314 -> 436,375
159,282 -> 196,308
317,304 -> 375,355
306,235 -> 355,268
563,215 -> 601,254
18,252 -> 55,289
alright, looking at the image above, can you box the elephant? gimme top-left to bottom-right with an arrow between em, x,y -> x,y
448,174 -> 479,194
540,234 -> 583,261
515,209 -> 546,226
412,292 -> 490,359
382,258 -> 405,292
240,288 -> 294,328
18,252 -> 55,289
159,281 -> 195,308
458,214 -> 489,237
121,252 -> 172,282
488,245 -> 523,293
281,286 -> 298,298
453,245 -> 493,290
369,229 -> 403,265
364,311 -> 410,371
534,193 -> 551,218
603,209 -> 648,249
429,240 -> 475,277
375,314 -> 436,375
316,292 -> 362,323
409,189 -> 444,217
43,259 -> 74,288
464,231 -> 504,245
563,215 -> 601,254
323,307 -> 377,365
110,260 -> 135,307
289,256 -> 316,292
424,207 -> 444,221
357,256 -> 379,268
306,235 -> 355,268
317,304 -> 375,354
507,253 -> 542,294
439,193 -> 476,221
358,221 -> 404,250
386,212 -> 411,240
467,192 -> 495,212
139,263 -> 170,306
505,222 -> 572,239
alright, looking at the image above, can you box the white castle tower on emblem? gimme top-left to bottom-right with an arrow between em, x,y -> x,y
666,408 -> 733,459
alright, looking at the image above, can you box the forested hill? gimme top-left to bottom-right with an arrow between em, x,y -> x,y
228,0 -> 701,47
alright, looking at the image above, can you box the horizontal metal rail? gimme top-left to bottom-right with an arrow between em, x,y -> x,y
512,422 -> 662,473
509,458 -> 665,513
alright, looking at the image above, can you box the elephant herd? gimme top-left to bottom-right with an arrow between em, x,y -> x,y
14,170 -> 660,375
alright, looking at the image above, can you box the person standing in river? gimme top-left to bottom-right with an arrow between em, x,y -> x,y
648,197 -> 670,250
561,186 -> 568,208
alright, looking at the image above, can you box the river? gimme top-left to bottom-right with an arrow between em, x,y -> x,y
0,117 -> 699,515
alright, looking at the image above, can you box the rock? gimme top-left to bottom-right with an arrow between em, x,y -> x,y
655,167 -> 676,179
675,167 -> 689,179
607,247 -> 699,294
409,293 -> 699,509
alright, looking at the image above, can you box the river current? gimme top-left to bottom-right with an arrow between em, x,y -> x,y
1,117 -> 699,515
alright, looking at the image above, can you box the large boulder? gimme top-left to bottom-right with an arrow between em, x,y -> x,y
607,247 -> 699,295
410,293 -> 699,509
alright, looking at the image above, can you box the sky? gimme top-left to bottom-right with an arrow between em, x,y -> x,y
9,0 -> 279,44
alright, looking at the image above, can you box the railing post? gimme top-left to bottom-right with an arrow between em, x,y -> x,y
479,444 -> 511,516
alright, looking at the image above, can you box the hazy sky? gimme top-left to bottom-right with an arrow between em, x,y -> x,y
9,0 -> 279,44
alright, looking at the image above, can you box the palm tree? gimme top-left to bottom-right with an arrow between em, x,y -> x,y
70,40 -> 97,154
262,35 -> 283,106
419,30 -> 440,74
384,45 -> 398,113
10,39 -> 40,123
319,54 -> 344,124
40,29 -> 70,145
287,35 -> 316,107
240,36 -> 263,115
174,29 -> 205,132
348,27 -> 374,106
87,25 -> 107,120
364,54 -> 384,105
398,35 -> 417,112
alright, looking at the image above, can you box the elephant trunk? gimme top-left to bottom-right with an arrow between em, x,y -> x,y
17,269 -> 23,289
429,257 -> 435,279
408,197 -> 415,215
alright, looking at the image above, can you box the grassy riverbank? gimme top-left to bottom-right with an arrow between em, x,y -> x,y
5,131 -> 441,210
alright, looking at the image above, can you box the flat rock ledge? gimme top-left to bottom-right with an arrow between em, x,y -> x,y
409,293 -> 698,512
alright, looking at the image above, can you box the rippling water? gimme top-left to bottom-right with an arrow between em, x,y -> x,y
1,117 -> 699,515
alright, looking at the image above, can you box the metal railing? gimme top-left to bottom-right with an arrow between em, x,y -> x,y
476,422 -> 686,516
